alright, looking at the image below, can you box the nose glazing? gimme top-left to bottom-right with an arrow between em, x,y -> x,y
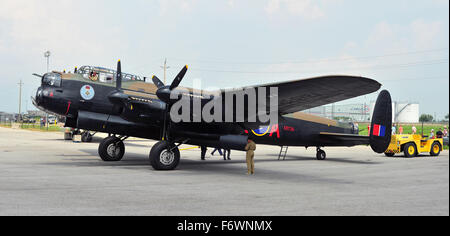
35,87 -> 43,106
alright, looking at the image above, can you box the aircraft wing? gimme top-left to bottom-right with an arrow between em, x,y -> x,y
220,75 -> 381,115
319,132 -> 370,146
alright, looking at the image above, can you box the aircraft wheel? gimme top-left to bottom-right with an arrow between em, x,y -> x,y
81,132 -> 93,143
404,143 -> 417,158
149,141 -> 180,170
430,142 -> 441,156
98,136 -> 125,162
316,149 -> 326,160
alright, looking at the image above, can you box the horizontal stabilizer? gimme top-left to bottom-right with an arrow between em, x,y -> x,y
319,132 -> 370,146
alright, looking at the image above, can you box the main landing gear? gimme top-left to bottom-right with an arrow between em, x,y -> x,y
98,135 -> 127,162
316,147 -> 326,160
97,135 -> 181,170
149,141 -> 181,170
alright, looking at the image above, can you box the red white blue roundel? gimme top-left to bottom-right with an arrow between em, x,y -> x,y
80,85 -> 95,100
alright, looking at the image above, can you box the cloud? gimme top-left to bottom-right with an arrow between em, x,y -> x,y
258,18 -> 448,80
157,0 -> 198,16
227,0 -> 235,8
366,19 -> 446,53
410,19 -> 444,50
264,0 -> 325,20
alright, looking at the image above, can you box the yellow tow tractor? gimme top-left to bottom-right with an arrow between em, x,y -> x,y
384,134 -> 444,158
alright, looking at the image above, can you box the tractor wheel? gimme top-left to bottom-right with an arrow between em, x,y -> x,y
404,143 -> 417,158
384,152 -> 395,157
430,142 -> 441,156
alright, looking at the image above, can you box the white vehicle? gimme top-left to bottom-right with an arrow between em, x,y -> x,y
48,115 -> 57,124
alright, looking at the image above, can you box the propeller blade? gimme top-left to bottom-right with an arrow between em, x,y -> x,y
32,73 -> 43,78
152,75 -> 165,89
169,65 -> 188,90
116,60 -> 122,90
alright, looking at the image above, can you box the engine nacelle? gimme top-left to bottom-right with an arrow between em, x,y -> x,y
76,110 -> 160,140
184,135 -> 248,151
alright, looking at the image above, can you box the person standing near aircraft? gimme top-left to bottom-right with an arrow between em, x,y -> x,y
436,128 -> 444,138
201,146 -> 207,161
245,140 -> 256,175
211,148 -> 223,156
223,149 -> 231,161
412,126 -> 417,135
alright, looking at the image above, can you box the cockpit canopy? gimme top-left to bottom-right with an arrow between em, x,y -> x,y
76,66 -> 146,84
42,73 -> 62,87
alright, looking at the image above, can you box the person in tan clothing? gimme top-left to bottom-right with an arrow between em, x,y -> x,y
245,139 -> 256,175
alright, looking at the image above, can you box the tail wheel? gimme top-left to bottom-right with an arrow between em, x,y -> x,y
430,142 -> 441,156
149,141 -> 180,170
81,132 -> 93,142
98,136 -> 125,162
316,149 -> 326,160
404,143 -> 417,158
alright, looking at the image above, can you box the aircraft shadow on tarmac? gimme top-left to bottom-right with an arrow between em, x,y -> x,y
51,138 -> 152,148
74,148 -> 380,166
266,154 -> 381,165
41,147 -> 383,184
45,154 -> 353,184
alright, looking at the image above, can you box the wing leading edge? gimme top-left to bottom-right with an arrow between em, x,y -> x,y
220,75 -> 381,115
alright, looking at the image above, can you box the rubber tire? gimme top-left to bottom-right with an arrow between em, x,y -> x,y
385,152 -> 395,157
81,132 -> 93,143
149,141 -> 180,170
430,142 -> 441,156
316,150 -> 326,160
98,136 -> 125,162
404,143 -> 417,158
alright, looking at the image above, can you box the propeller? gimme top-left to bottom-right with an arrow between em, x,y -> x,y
152,65 -> 188,104
151,65 -> 189,141
116,60 -> 122,90
108,60 -> 132,110
152,76 -> 165,89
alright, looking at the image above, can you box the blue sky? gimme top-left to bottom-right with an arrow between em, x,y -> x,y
0,0 -> 448,119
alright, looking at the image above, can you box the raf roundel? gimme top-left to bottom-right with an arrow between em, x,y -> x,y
80,85 -> 95,100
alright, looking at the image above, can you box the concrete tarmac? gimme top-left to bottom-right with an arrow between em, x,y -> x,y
0,127 -> 448,216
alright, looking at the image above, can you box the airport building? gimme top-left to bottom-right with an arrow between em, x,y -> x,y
303,104 -> 372,122
392,102 -> 420,123
27,110 -> 47,118
368,102 -> 420,123
0,112 -> 15,123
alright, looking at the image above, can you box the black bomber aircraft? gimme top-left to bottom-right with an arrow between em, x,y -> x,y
32,60 -> 392,170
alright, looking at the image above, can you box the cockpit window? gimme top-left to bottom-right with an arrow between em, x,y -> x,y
76,66 -> 145,84
42,73 -> 62,87
74,65 -> 156,95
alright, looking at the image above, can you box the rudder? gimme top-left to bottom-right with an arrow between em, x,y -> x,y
370,90 -> 392,153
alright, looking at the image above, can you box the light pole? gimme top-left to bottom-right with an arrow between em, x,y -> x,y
160,58 -> 170,85
44,51 -> 51,130
44,51 -> 51,72
18,80 -> 23,123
